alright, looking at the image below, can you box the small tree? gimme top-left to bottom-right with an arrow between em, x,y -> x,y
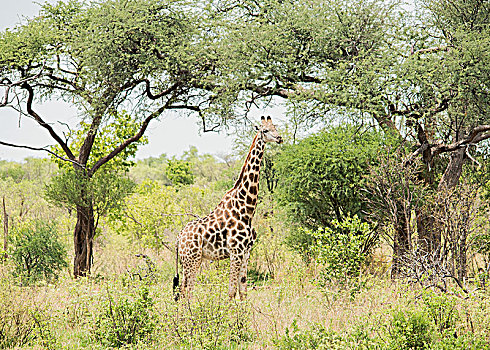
276,125 -> 385,257
306,216 -> 377,290
9,220 -> 67,284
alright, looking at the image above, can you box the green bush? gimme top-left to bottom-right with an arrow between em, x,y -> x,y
92,284 -> 156,347
275,321 -> 381,350
275,320 -> 343,349
302,216 -> 377,289
276,125 -> 386,231
9,220 -> 67,285
389,310 -> 432,350
165,158 -> 195,186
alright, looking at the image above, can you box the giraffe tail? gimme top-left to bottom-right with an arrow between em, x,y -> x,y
173,242 -> 180,302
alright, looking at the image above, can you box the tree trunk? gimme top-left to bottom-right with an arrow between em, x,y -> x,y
73,205 -> 95,277
391,214 -> 410,279
416,209 -> 439,254
438,147 -> 465,191
2,197 -> 8,260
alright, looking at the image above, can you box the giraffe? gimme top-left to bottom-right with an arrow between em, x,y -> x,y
174,116 -> 283,301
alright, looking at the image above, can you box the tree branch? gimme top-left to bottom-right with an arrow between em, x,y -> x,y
19,82 -> 76,161
89,103 -> 169,175
166,104 -> 220,132
432,125 -> 490,156
0,140 -> 84,167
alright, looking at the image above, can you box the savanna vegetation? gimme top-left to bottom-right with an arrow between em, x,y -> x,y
0,0 -> 489,348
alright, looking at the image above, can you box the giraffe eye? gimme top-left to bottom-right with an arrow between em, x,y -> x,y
263,130 -> 269,134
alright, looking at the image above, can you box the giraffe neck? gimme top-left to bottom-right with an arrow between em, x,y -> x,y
232,133 -> 265,214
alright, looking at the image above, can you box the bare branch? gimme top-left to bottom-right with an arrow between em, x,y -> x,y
432,125 -> 490,156
167,105 -> 221,132
411,45 -> 450,55
0,140 -> 85,167
19,82 -> 76,161
89,103 -> 169,175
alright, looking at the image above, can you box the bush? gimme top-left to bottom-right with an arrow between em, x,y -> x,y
302,216 -> 377,289
92,283 -> 156,347
276,125 -> 386,231
9,220 -> 67,285
389,310 -> 432,350
275,320 -> 343,349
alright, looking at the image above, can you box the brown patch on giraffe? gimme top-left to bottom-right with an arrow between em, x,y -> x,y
250,186 -> 257,195
241,276 -> 246,284
246,196 -> 254,205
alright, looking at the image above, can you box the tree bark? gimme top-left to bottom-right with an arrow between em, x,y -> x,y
2,197 -> 8,260
416,209 -> 439,255
438,147 -> 465,192
391,214 -> 410,279
73,205 -> 95,277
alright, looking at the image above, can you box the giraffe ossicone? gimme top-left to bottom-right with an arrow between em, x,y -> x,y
174,116 -> 283,301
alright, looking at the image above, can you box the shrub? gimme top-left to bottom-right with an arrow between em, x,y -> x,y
389,310 -> 432,350
92,284 -> 156,347
275,321 -> 381,350
9,220 -> 67,285
275,320 -> 343,349
275,125 -> 386,231
304,216 -> 377,289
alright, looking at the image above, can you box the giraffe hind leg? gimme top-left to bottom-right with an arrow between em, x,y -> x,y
180,255 -> 201,299
238,250 -> 250,301
229,254 -> 243,300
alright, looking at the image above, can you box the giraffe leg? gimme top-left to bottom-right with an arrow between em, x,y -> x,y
180,255 -> 201,299
229,254 -> 242,300
238,250 -> 250,301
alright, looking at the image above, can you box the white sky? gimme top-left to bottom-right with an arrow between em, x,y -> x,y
0,1 -> 280,162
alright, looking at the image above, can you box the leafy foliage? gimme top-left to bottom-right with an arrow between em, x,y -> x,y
389,310 -> 433,350
302,216 -> 377,289
9,220 -> 67,285
276,125 -> 386,230
165,157 -> 195,186
110,180 -> 220,249
45,167 -> 135,217
92,284 -> 156,347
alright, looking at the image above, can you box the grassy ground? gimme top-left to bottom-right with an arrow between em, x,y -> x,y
2,233 -> 490,349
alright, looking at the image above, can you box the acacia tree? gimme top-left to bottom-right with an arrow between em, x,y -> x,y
0,0 -> 257,277
214,0 -> 489,277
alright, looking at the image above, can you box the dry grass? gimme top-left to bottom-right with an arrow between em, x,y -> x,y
2,232 -> 490,349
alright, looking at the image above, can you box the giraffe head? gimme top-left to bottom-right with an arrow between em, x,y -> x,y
256,116 -> 283,144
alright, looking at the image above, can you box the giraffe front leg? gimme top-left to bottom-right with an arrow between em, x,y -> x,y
229,254 -> 242,300
239,250 -> 250,301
